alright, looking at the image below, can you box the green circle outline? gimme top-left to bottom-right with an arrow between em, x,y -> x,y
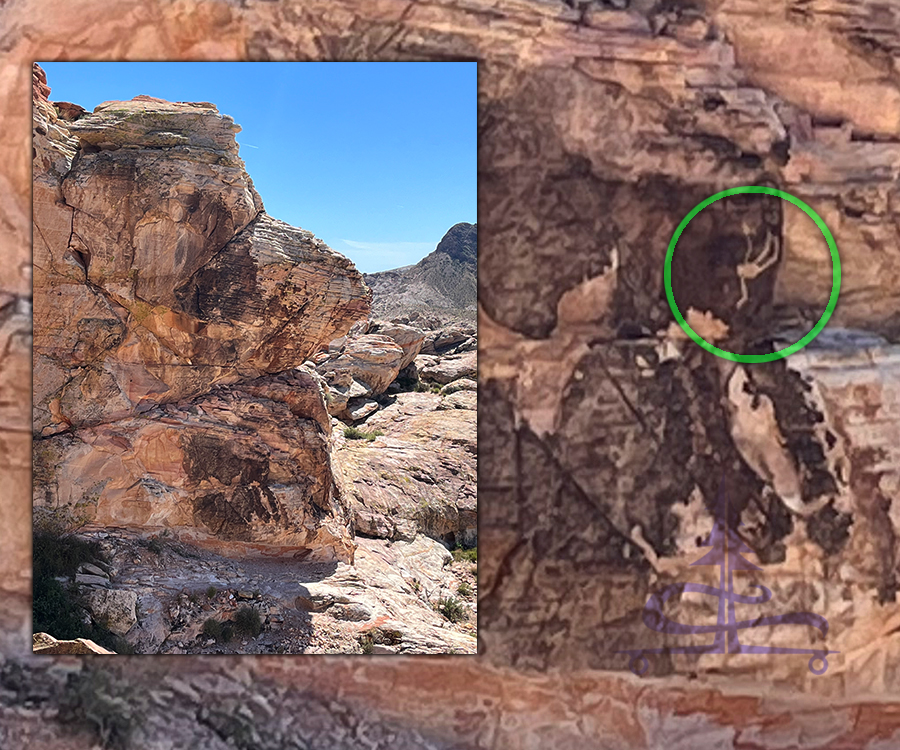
663,186 -> 841,363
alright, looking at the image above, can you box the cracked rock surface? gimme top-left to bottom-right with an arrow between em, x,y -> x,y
6,0 -> 900,747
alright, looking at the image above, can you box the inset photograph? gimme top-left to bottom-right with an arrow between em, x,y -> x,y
32,62 -> 476,655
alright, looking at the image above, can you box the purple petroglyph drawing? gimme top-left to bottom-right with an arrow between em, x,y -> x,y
618,483 -> 838,676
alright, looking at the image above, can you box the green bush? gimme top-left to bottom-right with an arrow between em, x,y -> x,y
32,576 -> 86,640
233,606 -> 262,638
344,426 -> 384,442
146,537 -> 164,555
33,529 -> 105,641
457,581 -> 472,598
206,585 -> 217,599
437,596 -> 467,624
33,530 -> 103,580
201,618 -> 223,641
451,546 -> 477,564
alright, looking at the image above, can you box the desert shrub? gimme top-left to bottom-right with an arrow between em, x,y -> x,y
436,596 -> 466,624
451,546 -> 477,564
220,623 -> 234,643
201,618 -> 223,641
33,530 -> 103,580
32,576 -> 86,640
33,504 -> 92,537
146,537 -> 164,555
343,426 -> 384,442
233,606 -> 262,638
457,581 -> 472,598
33,528 -> 105,640
206,585 -> 217,599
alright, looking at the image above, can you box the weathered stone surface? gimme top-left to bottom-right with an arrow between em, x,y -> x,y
366,321 -> 425,370
418,350 -> 477,385
421,325 -> 476,355
84,589 -> 137,636
74,574 -> 110,588
32,632 -> 114,655
34,369 -> 354,563
346,398 -> 379,422
317,334 -> 405,418
440,378 -> 477,395
32,73 -> 369,565
33,92 -> 369,436
437,390 -> 476,411
6,0 -> 900,746
54,527 -> 475,656
67,96 -> 244,152
334,392 -> 476,546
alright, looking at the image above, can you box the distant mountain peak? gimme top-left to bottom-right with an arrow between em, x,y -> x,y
363,223 -> 477,322
431,222 -> 477,265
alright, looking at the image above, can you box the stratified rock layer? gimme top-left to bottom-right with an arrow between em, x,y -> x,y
334,391 -> 477,546
6,0 -> 900,747
32,74 -> 368,562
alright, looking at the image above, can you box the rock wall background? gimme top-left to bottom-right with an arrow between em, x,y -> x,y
5,0 -> 900,747
32,78 -> 370,563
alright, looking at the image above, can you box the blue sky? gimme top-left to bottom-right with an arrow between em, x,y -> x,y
38,62 -> 476,274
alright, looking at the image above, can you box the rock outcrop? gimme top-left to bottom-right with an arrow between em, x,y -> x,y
316,332 -> 406,420
79,528 -> 475,656
334,391 -> 477,546
32,67 -> 368,563
32,632 -> 115,655
363,222 -> 477,322
7,0 -> 900,746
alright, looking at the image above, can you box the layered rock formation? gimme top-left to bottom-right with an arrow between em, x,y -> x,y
363,222 -> 477,322
334,390 -> 477,546
6,0 -> 900,747
32,66 -> 369,562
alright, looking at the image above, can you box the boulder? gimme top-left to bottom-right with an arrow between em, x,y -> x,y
317,334 -> 405,417
33,370 -> 355,563
440,378 -> 477,395
418,351 -> 477,385
34,94 -> 369,436
347,398 -> 379,422
32,632 -> 115,655
367,321 -> 426,370
85,588 -> 138,635
421,325 -> 476,355
438,391 -> 476,411
32,88 -> 368,564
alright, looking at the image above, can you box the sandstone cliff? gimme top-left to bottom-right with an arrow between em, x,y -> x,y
32,65 -> 370,563
31,64 -> 478,658
5,0 -> 900,747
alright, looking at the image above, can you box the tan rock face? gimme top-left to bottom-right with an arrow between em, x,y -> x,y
317,333 -> 406,418
33,89 -> 369,436
334,392 -> 476,546
7,0 -> 900,746
32,72 -> 368,562
32,632 -> 114,655
34,369 -> 354,562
